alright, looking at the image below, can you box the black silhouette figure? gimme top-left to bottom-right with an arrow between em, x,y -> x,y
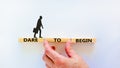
33,16 -> 44,38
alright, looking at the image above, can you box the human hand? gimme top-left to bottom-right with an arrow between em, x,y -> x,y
42,40 -> 89,68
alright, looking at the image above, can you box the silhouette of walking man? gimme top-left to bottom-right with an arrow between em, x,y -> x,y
33,16 -> 44,38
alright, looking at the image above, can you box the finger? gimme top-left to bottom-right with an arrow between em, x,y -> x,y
65,40 -> 78,58
42,53 -> 54,67
43,40 -> 64,62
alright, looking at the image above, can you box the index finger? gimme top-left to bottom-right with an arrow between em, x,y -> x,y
43,40 -> 64,62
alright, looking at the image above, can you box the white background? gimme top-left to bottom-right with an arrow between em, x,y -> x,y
0,0 -> 120,68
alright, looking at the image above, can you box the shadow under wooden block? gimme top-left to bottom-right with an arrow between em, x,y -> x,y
19,42 -> 95,56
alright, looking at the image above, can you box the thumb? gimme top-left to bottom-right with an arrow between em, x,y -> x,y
65,40 -> 78,58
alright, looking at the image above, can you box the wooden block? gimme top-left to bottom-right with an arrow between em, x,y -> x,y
18,38 -> 96,43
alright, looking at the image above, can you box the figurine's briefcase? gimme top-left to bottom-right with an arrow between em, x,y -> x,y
33,28 -> 38,33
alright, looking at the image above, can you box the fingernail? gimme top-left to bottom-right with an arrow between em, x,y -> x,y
66,39 -> 71,46
43,40 -> 48,47
51,46 -> 55,50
